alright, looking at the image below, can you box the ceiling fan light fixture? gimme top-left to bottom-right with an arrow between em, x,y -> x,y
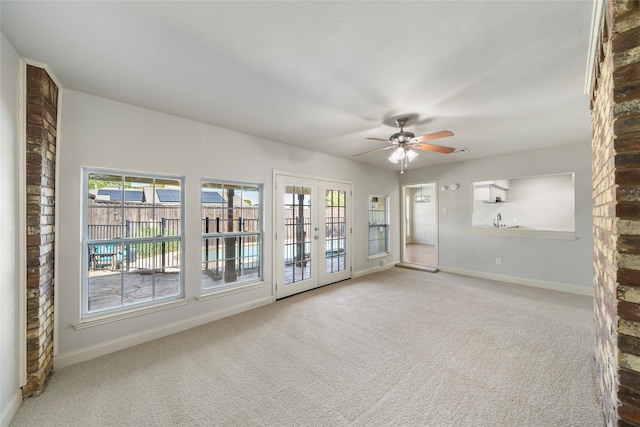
355,116 -> 455,173
388,147 -> 404,163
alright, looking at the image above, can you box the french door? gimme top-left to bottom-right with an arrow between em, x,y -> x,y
275,173 -> 351,299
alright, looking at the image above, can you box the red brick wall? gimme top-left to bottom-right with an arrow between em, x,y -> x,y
24,65 -> 58,397
592,1 -> 640,425
592,3 -> 616,424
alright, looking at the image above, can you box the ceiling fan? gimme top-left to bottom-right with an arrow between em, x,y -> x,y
353,117 -> 455,173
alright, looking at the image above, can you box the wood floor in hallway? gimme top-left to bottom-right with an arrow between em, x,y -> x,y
404,243 -> 436,266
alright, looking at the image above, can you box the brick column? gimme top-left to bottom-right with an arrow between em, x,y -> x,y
24,65 -> 58,397
592,1 -> 640,425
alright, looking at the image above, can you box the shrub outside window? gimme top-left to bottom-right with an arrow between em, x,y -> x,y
84,170 -> 184,316
201,180 -> 262,290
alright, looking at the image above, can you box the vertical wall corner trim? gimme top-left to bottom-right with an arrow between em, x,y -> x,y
17,58 -> 27,388
585,0 -> 606,95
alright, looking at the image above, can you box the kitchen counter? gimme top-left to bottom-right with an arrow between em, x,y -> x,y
470,225 -> 576,240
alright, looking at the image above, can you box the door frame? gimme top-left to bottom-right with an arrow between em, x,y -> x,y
273,170 -> 353,299
401,181 -> 439,267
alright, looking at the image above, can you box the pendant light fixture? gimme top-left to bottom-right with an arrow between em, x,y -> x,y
415,184 -> 428,203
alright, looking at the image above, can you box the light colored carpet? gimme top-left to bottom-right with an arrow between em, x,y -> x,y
10,268 -> 604,426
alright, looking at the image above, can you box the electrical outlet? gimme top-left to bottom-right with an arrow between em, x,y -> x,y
496,258 -> 502,265
442,208 -> 447,214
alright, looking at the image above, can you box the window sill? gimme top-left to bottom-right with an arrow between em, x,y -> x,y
73,297 -> 191,330
197,281 -> 268,302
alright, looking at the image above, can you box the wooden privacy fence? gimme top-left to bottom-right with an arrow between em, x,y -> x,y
88,218 -> 181,240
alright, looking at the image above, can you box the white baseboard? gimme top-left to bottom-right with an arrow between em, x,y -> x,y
396,262 -> 439,273
54,296 -> 273,369
53,266 -> 591,370
353,261 -> 398,278
1,389 -> 22,427
438,266 -> 594,297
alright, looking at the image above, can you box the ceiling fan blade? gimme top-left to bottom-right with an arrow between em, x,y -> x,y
365,137 -> 393,143
352,145 -> 395,157
413,143 -> 456,154
411,130 -> 454,144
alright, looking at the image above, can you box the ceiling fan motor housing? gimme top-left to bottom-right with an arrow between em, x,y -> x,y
390,131 -> 415,144
392,117 -> 414,144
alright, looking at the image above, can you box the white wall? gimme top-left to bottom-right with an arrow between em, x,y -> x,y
401,142 -> 593,294
0,32 -> 23,427
56,90 -> 400,366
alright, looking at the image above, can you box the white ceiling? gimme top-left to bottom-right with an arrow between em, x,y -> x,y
1,1 -> 595,171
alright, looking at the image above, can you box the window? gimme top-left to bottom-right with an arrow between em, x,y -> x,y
201,180 -> 262,290
84,170 -> 184,316
368,195 -> 389,257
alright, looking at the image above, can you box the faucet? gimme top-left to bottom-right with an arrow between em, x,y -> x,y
493,213 -> 502,228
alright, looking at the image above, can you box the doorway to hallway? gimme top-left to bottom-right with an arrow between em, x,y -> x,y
402,182 -> 438,267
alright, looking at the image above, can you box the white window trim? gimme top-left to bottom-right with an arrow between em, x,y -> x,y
72,297 -> 190,330
197,281 -> 268,302
82,168 -> 185,318
200,178 -> 264,291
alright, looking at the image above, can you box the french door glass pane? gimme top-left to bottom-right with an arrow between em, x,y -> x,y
325,189 -> 346,274
284,186 -> 312,285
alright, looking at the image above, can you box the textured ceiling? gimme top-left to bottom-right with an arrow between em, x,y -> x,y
1,1 -> 595,171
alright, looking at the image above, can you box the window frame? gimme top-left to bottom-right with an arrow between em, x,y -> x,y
82,168 -> 185,319
368,195 -> 390,258
201,178 -> 264,292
